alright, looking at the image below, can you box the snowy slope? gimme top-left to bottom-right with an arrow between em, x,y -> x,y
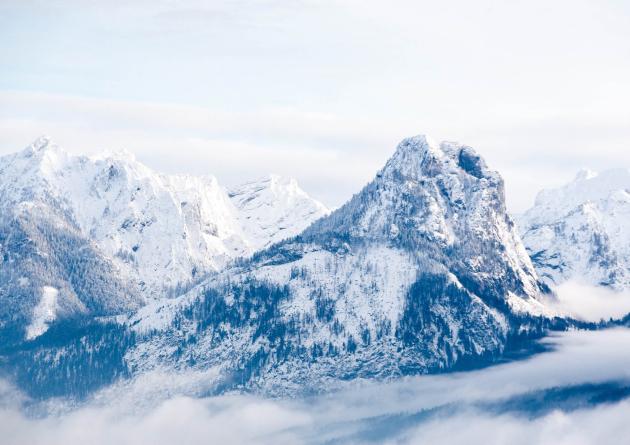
125,135 -> 552,396
0,137 -> 328,294
0,136 -> 327,340
518,169 -> 630,289
0,136 -> 248,297
229,175 -> 330,251
0,200 -> 142,341
25,286 -> 59,340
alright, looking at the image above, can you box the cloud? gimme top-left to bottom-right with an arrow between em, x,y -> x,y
1,328 -> 630,444
403,401 -> 630,445
542,281 -> 630,322
0,396 -> 309,445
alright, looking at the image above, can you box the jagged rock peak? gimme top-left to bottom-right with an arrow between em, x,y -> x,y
380,134 -> 497,182
14,136 -> 66,167
93,148 -> 138,163
301,133 -> 542,306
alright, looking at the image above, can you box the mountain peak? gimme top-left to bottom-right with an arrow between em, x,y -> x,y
575,168 -> 598,181
267,173 -> 299,190
229,174 -> 314,203
21,135 -> 65,160
381,134 -> 440,178
229,174 -> 329,250
238,174 -> 299,190
0,138 -> 330,306
381,135 -> 495,183
398,134 -> 437,151
302,134 -> 540,304
25,135 -> 55,152
533,167 -> 630,211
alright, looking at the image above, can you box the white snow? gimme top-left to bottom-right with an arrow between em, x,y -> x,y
228,174 -> 330,250
0,137 -> 329,299
254,245 -> 418,340
111,134 -> 555,393
506,292 -> 556,317
25,286 -> 59,340
519,168 -> 630,290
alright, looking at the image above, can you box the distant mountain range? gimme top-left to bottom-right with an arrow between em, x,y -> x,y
0,136 -> 328,342
0,135 -> 622,399
518,168 -> 630,290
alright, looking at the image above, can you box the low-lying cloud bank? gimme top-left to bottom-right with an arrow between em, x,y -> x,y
544,281 -> 630,322
402,400 -> 630,445
2,328 -> 630,444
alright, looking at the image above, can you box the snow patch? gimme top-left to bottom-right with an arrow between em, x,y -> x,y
25,286 -> 59,340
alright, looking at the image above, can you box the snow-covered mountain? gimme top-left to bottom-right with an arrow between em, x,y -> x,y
123,135 -> 552,396
518,168 -> 630,290
229,175 -> 329,251
0,199 -> 143,344
0,137 -> 328,341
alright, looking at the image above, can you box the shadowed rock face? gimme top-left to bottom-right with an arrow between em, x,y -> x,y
457,146 -> 486,179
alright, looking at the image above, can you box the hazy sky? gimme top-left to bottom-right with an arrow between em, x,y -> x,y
1,0 -> 629,211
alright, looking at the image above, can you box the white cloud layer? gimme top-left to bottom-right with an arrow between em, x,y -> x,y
543,281 -> 630,322
403,401 -> 630,445
2,328 -> 630,444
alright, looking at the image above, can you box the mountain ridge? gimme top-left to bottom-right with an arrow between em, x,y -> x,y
122,134 -> 554,396
1,133 -> 582,401
518,168 -> 630,290
0,136 -> 328,341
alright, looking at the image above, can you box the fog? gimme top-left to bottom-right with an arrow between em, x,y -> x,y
1,328 -> 630,444
544,281 -> 630,322
403,400 -> 630,445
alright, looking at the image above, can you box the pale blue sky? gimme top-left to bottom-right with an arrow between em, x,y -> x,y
1,0 -> 630,210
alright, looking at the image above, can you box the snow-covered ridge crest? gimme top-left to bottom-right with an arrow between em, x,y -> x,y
229,174 -> 330,251
530,168 -> 630,221
0,137 -> 329,303
519,168 -> 630,290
